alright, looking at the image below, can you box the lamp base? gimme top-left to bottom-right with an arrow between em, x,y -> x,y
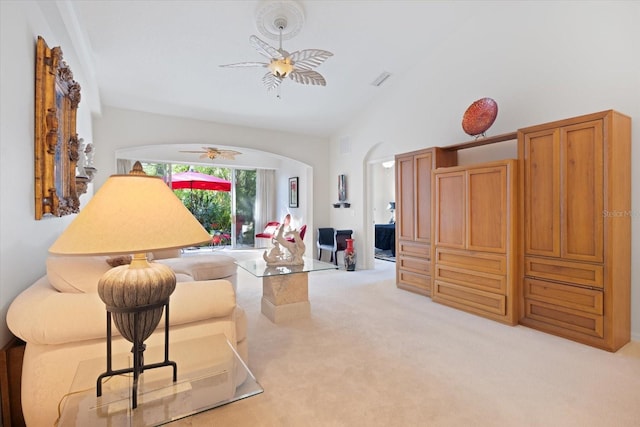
97,254 -> 177,409
96,300 -> 176,409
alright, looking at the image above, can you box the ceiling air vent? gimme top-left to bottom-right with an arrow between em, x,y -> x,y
371,71 -> 392,87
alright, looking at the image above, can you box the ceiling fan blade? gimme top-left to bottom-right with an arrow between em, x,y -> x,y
219,62 -> 268,68
289,49 -> 334,71
288,70 -> 327,86
216,150 -> 242,160
262,72 -> 284,91
250,35 -> 284,61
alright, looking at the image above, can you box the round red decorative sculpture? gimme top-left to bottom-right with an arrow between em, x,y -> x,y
462,97 -> 498,137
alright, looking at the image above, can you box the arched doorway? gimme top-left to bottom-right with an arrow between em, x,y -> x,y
115,143 -> 315,254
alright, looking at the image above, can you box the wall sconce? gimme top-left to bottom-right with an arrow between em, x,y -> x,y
333,174 -> 350,208
76,140 -> 97,195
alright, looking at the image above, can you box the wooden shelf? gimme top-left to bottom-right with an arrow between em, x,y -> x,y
442,132 -> 517,152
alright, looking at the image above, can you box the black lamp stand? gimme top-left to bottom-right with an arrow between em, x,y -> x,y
96,299 -> 177,409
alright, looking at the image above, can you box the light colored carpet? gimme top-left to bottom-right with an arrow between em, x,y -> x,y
374,248 -> 396,263
175,249 -> 640,427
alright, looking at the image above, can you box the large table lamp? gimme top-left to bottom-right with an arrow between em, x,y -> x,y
49,162 -> 211,408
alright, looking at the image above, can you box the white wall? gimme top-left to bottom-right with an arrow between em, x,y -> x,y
0,1 -> 96,347
329,2 -> 640,340
92,106 -> 329,254
273,161 -> 311,247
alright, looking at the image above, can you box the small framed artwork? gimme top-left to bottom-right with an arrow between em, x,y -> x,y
289,177 -> 299,208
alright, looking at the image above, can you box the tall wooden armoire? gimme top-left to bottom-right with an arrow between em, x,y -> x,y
395,148 -> 457,296
518,110 -> 631,351
432,160 -> 518,325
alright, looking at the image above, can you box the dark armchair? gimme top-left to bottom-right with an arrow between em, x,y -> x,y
317,228 -> 353,265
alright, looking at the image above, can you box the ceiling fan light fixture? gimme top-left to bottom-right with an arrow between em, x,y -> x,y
220,0 -> 332,94
268,58 -> 293,78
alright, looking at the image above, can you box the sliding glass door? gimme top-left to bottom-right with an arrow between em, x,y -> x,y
141,161 -> 257,249
232,169 -> 256,248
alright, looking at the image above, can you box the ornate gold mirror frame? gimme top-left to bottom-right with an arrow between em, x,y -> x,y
34,36 -> 82,219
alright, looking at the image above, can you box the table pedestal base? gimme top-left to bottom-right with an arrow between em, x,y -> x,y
261,271 -> 310,323
261,298 -> 310,323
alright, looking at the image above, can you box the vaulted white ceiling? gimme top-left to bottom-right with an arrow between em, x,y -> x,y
67,0 -> 489,138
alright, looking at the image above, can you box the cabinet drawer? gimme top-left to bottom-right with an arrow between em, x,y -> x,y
523,298 -> 604,338
435,264 -> 506,294
433,280 -> 506,316
398,240 -> 429,258
398,255 -> 430,275
436,248 -> 506,275
398,270 -> 431,292
524,278 -> 602,315
525,257 -> 603,288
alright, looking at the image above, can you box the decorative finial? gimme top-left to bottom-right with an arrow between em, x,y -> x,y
129,161 -> 147,175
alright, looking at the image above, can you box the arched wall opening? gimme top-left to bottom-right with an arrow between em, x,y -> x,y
115,143 -> 315,256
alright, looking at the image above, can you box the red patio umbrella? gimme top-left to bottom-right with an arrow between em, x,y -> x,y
169,171 -> 231,192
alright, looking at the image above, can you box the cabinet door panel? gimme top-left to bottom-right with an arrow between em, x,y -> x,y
396,155 -> 415,241
434,171 -> 465,249
415,152 -> 433,243
433,280 -> 506,316
398,240 -> 429,258
524,299 -> 603,338
435,265 -> 506,294
524,256 -> 603,289
524,129 -> 560,257
436,248 -> 507,275
561,120 -> 604,262
467,166 -> 507,253
398,271 -> 431,294
398,255 -> 430,275
524,278 -> 603,315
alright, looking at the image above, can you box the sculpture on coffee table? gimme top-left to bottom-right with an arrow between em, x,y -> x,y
263,224 -> 305,266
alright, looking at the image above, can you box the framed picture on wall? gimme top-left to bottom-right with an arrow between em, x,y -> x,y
289,177 -> 299,208
34,36 -> 83,219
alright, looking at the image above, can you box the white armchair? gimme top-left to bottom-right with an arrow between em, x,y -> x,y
7,253 -> 246,427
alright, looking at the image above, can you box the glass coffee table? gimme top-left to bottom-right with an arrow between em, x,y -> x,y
58,334 -> 262,426
236,257 -> 338,323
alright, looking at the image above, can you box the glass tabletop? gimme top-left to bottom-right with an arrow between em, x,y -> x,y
236,257 -> 338,278
58,334 -> 262,426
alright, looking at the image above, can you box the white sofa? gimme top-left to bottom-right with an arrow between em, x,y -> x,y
7,251 -> 246,427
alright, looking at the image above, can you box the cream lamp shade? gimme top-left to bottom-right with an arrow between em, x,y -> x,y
49,173 -> 211,255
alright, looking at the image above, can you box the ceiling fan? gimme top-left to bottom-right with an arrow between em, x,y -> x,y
220,16 -> 333,92
179,147 -> 241,160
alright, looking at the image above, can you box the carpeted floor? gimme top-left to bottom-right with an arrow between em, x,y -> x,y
374,249 -> 395,263
173,249 -> 640,427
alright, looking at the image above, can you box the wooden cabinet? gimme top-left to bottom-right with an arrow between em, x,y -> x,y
395,147 -> 457,296
518,110 -> 631,351
432,160 -> 518,325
